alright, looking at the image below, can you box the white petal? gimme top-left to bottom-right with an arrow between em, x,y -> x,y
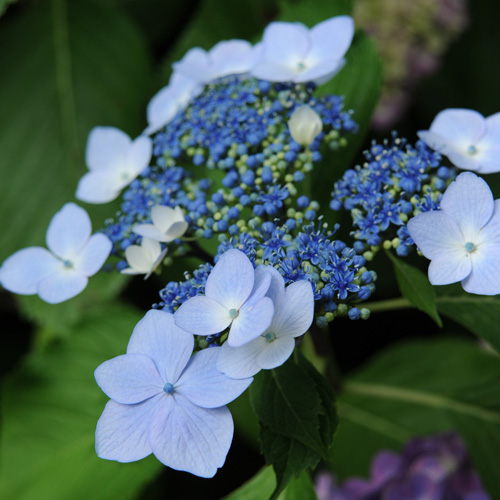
216,338 -> 266,379
251,61 -> 301,82
478,200 -> 500,247
307,16 -> 354,65
481,111 -> 500,149
428,254 -> 471,286
270,280 -> 314,339
73,233 -> 111,277
474,145 -> 500,174
163,220 -> 188,242
0,247 -> 60,295
95,353 -> 164,404
96,398 -> 158,462
261,22 -> 310,66
261,264 -> 285,303
151,205 -> 178,232
463,244 -> 500,295
295,58 -> 346,84
172,47 -> 210,81
124,244 -> 153,274
176,347 -> 252,408
126,135 -> 152,178
256,335 -> 296,370
440,172 -> 494,241
85,126 -> 131,172
145,86 -> 178,135
249,265 -> 272,302
142,237 -> 162,259
174,296 -> 232,336
127,310 -> 194,384
209,39 -> 255,76
46,203 -> 91,260
132,223 -> 168,242
75,170 -> 124,204
37,268 -> 88,303
149,394 -> 233,478
407,211 -> 465,260
228,296 -> 274,347
428,109 -> 486,148
205,249 -> 254,309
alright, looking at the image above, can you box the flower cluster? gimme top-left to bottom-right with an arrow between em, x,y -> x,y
315,432 -> 490,500
330,134 -> 450,257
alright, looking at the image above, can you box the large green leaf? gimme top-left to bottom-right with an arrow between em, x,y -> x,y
333,338 -> 500,498
387,251 -> 442,326
436,284 -> 500,353
0,0 -> 152,263
0,305 -> 162,500
222,467 -> 276,500
250,352 -> 336,499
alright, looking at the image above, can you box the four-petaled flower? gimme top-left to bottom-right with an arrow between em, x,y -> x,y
95,310 -> 252,478
133,205 -> 188,243
76,126 -> 152,203
251,16 -> 354,84
0,203 -> 111,303
217,265 -> 314,378
121,237 -> 168,279
418,108 -> 500,174
407,172 -> 500,295
288,105 -> 323,146
174,249 -> 275,347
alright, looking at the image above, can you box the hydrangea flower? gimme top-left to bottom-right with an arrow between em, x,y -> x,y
288,105 -> 323,146
0,203 -> 111,303
251,16 -> 354,84
144,72 -> 203,135
95,309 -> 252,478
407,172 -> 500,295
76,127 -> 152,203
174,249 -> 274,347
418,108 -> 500,173
173,40 -> 258,84
121,237 -> 168,278
133,205 -> 188,243
216,265 -> 314,378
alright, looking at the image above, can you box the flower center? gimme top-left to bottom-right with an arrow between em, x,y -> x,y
163,382 -> 175,395
467,145 -> 477,155
297,61 -> 306,71
63,259 -> 73,269
229,308 -> 239,319
264,332 -> 276,342
121,172 -> 130,180
464,241 -> 476,253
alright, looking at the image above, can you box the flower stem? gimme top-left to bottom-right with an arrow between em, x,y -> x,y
363,297 -> 413,313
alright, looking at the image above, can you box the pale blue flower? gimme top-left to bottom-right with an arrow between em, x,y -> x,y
0,203 -> 111,303
251,16 -> 354,84
216,265 -> 314,379
174,249 -> 274,347
418,108 -> 500,173
76,126 -> 152,203
407,172 -> 500,295
95,309 -> 252,478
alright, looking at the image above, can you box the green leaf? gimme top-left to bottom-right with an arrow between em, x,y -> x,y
278,0 -> 353,24
333,338 -> 500,498
386,251 -> 442,326
0,305 -> 162,500
0,0 -> 15,17
222,467 -> 276,500
283,470 -> 317,500
436,284 -> 500,353
250,353 -> 337,499
0,0 -> 152,263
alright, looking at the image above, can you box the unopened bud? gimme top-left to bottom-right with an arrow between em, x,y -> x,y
288,105 -> 323,146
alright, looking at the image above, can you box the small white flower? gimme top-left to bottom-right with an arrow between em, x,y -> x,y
0,203 -> 112,303
251,16 -> 354,84
121,238 -> 168,279
76,127 -> 152,204
418,108 -> 500,173
407,172 -> 500,295
144,72 -> 203,136
133,205 -> 188,243
288,105 -> 323,145
216,266 -> 314,378
173,40 -> 259,84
